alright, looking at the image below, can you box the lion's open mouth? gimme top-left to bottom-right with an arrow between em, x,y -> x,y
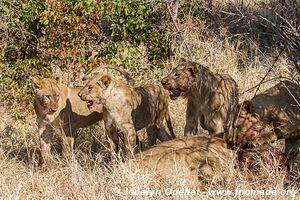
87,100 -> 94,109
169,89 -> 182,100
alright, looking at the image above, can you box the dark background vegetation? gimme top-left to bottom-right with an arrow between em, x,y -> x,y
0,0 -> 299,108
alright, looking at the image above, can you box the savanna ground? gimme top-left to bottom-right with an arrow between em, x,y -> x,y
0,0 -> 299,199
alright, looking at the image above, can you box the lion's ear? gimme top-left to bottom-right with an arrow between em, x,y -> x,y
55,76 -> 62,84
187,64 -> 199,76
241,100 -> 254,114
30,76 -> 42,89
99,75 -> 111,88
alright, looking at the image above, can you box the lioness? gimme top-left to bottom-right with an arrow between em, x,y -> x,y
131,135 -> 234,187
233,102 -> 277,147
161,60 -> 239,141
233,80 -> 300,172
32,77 -> 103,164
234,81 -> 300,145
78,74 -> 176,157
32,65 -> 136,164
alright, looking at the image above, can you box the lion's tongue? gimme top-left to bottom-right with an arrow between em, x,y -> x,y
87,100 -> 94,109
170,89 -> 181,100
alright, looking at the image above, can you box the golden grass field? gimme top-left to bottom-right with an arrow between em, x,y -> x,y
1,30 -> 299,199
1,0 -> 300,197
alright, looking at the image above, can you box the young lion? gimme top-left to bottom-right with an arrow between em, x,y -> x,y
32,65 -> 136,164
233,81 -> 300,172
130,135 -> 234,187
78,74 -> 176,157
234,81 -> 300,144
161,60 -> 239,141
32,77 -> 103,164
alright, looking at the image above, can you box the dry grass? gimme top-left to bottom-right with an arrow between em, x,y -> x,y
1,17 -> 300,199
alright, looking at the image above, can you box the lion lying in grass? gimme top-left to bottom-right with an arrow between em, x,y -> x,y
161,60 -> 239,142
129,135 -> 288,188
130,135 -> 234,187
234,80 -> 300,146
78,74 -> 176,157
233,80 -> 300,173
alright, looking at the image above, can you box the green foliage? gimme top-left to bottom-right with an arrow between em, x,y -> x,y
104,0 -> 169,67
0,0 -> 171,107
0,59 -> 51,106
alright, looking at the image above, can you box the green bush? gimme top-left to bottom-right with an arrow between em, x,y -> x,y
0,0 -> 169,107
103,0 -> 169,68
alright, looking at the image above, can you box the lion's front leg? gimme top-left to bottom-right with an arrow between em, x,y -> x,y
63,124 -> 75,160
184,99 -> 199,136
121,123 -> 137,158
105,125 -> 120,155
39,123 -> 55,165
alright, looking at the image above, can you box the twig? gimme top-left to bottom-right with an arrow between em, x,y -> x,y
241,76 -> 283,95
280,79 -> 300,107
253,49 -> 284,95
167,2 -> 194,60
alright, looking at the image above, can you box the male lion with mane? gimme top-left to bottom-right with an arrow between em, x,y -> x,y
78,74 -> 176,158
161,60 -> 239,142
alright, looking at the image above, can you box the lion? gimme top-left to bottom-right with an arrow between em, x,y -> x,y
161,60 -> 239,142
130,135 -> 287,188
233,80 -> 300,173
129,135 -> 234,187
31,77 -> 103,164
233,102 -> 277,147
32,65 -> 136,164
234,81 -> 300,145
78,74 -> 176,158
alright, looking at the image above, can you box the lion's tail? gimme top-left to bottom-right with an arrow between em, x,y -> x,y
83,65 -> 135,85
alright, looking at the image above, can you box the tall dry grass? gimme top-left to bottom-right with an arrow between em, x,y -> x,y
1,4 -> 300,198
1,36 -> 299,199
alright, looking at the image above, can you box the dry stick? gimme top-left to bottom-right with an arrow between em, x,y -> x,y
167,3 -> 194,61
280,79 -> 300,107
240,76 -> 294,95
253,49 -> 284,96
241,77 -> 276,95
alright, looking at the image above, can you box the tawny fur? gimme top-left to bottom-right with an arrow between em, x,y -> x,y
130,135 -> 234,187
31,77 -> 103,164
234,80 -> 300,146
78,74 -> 175,157
161,60 -> 238,142
234,80 -> 300,173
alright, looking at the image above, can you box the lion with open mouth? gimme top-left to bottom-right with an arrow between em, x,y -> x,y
78,74 -> 176,157
161,59 -> 239,142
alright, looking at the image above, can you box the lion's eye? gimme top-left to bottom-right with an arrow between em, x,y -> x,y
174,73 -> 179,78
46,95 -> 51,99
88,86 -> 92,90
